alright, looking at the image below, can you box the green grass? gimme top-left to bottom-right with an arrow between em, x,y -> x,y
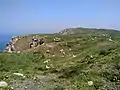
0,28 -> 120,90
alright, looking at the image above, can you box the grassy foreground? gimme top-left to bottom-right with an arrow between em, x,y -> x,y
0,28 -> 120,90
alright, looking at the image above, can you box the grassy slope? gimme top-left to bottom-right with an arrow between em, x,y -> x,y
0,28 -> 120,90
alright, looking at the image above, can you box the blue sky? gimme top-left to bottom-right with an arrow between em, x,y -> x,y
0,0 -> 120,34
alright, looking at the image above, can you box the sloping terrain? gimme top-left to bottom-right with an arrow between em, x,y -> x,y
0,28 -> 120,90
59,27 -> 120,36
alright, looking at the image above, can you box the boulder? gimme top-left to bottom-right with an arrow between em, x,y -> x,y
0,81 -> 8,87
88,81 -> 93,86
53,37 -> 61,42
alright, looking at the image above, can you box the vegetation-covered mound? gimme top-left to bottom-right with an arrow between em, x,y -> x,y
0,28 -> 120,90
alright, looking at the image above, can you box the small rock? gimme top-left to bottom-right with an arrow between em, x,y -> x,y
17,51 -> 21,53
73,55 -> 76,57
24,86 -> 28,89
60,49 -> 64,52
44,61 -> 48,63
52,55 -> 55,57
109,38 -> 113,41
88,81 -> 93,86
53,37 -> 61,42
33,77 -> 37,80
91,38 -> 94,40
44,59 -> 50,63
102,34 -> 107,36
0,81 -> 8,87
62,52 -> 65,55
103,34 -> 105,36
46,50 -> 50,53
11,87 -> 14,89
68,48 -> 72,51
46,65 -> 50,69
23,76 -> 26,78
90,55 -> 93,59
13,73 -> 25,78
42,43 -> 45,45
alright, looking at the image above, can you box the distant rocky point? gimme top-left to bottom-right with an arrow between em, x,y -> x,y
59,27 -> 120,35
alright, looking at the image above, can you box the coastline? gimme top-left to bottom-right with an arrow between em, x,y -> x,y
0,35 -> 13,52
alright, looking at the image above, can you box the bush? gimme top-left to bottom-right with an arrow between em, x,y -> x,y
53,85 -> 65,90
99,50 -> 110,56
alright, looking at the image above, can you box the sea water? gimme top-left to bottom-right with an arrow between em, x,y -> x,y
0,35 -> 12,52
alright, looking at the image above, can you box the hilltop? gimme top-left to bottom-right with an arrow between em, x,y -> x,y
59,27 -> 120,36
0,27 -> 120,90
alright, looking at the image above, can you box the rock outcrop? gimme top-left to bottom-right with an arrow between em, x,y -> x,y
4,36 -> 20,53
59,28 -> 75,35
4,36 -> 45,53
29,36 -> 44,48
0,81 -> 8,88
